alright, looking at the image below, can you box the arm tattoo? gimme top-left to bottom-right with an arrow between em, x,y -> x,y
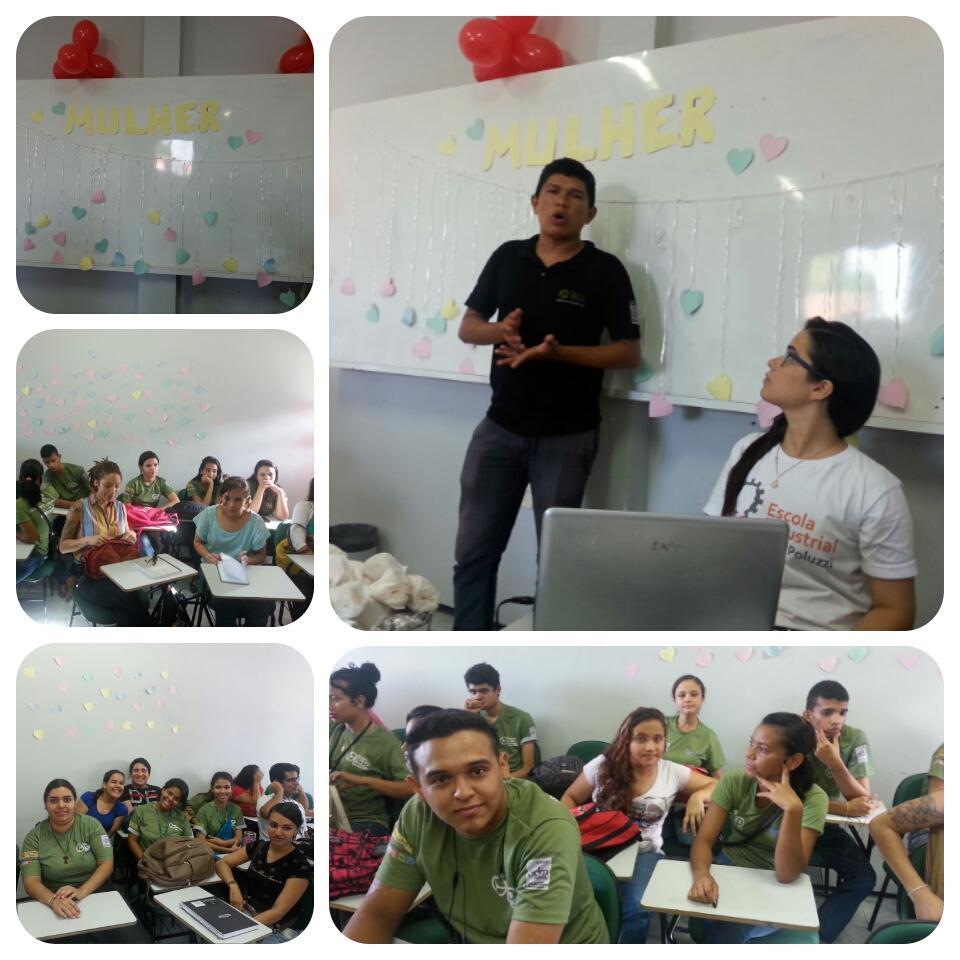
889,793 -> 944,833
62,508 -> 81,542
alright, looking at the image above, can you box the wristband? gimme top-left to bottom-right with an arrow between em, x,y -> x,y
907,882 -> 929,897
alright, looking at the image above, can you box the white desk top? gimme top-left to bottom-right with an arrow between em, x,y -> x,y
18,890 -> 139,941
330,884 -> 432,915
51,506 -> 70,517
201,563 -> 305,602
639,858 -> 819,931
101,553 -> 197,593
606,842 -> 643,880
265,519 -> 281,531
825,802 -> 886,826
152,886 -> 272,943
16,541 -> 35,561
503,613 -> 533,631
291,553 -> 315,577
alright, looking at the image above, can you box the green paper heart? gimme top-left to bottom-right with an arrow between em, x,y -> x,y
680,289 -> 704,316
72,206 -> 87,220
466,118 -> 485,140
930,325 -> 944,357
150,426 -> 162,434
57,425 -> 70,434
98,429 -> 109,438
227,136 -> 243,150
726,147 -> 754,175
32,418 -> 44,427
175,248 -> 190,265
848,647 -> 869,663
161,403 -> 173,412
124,413 -> 136,421
94,238 -> 109,254
52,101 -> 66,115
133,259 -> 149,275
280,289 -> 296,308
633,358 -> 655,384
365,303 -> 380,323
425,313 -> 447,334
194,431 -> 207,440
178,417 -> 191,426
202,210 -> 218,226
82,671 -> 93,681
24,221 -> 37,235
161,378 -> 173,388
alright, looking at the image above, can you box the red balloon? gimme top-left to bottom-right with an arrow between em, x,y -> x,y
52,60 -> 71,79
279,43 -> 313,74
458,18 -> 511,68
87,54 -> 115,79
473,53 -> 518,82
512,33 -> 563,74
495,16 -> 537,37
57,43 -> 89,76
72,19 -> 100,53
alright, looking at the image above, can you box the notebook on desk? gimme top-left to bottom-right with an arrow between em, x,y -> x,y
535,509 -> 787,631
180,897 -> 260,938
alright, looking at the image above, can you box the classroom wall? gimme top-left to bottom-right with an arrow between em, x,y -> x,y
17,643 -> 314,848
16,329 -> 314,502
328,16 -> 944,627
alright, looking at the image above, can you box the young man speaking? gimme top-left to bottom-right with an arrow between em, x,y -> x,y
453,158 -> 640,630
343,709 -> 608,944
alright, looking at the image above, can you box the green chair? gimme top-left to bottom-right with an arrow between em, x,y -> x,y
584,853 -> 621,943
567,740 -> 609,763
391,727 -> 406,744
395,913 -> 455,943
69,589 -> 118,627
867,772 -> 930,930
895,842 -> 929,920
866,920 -> 937,944
17,555 -> 57,623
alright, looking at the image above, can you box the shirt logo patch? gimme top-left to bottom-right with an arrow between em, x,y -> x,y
169,824 -> 183,834
491,873 -> 518,906
524,857 -> 552,891
733,813 -> 746,830
389,829 -> 414,856
100,835 -> 112,848
499,737 -> 519,748
75,841 -> 91,853
854,745 -> 869,765
556,288 -> 586,308
629,300 -> 639,325
345,749 -> 371,770
20,850 -> 39,861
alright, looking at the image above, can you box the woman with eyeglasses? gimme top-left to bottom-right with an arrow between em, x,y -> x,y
704,318 -> 916,630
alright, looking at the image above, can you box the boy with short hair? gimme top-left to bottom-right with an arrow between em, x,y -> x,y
39,445 -> 89,507
463,662 -> 537,779
344,709 -> 608,944
802,680 -> 877,942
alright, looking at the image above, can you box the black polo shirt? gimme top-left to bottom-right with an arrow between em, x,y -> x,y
464,236 -> 638,436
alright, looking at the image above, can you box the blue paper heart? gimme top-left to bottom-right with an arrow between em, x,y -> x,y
203,210 -> 218,226
263,258 -> 276,274
111,252 -> 126,267
50,705 -> 63,715
175,248 -> 190,265
726,148 -> 754,175
24,221 -> 37,235
116,692 -> 127,700
680,289 -> 704,316
425,313 -> 447,334
82,671 -> 93,681
466,118 -> 485,140
195,385 -> 206,394
72,206 -> 87,220
178,417 -> 191,426
134,259 -> 149,275
401,306 -> 417,327
94,238 -> 109,254
51,101 -> 66,115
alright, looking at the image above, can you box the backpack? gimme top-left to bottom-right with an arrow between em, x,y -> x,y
329,828 -> 389,899
137,836 -> 216,888
529,755 -> 584,799
572,802 -> 642,857
84,538 -> 140,578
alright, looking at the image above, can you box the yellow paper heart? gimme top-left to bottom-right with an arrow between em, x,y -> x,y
441,298 -> 460,321
36,213 -> 51,229
170,724 -> 180,734
706,373 -> 732,401
33,729 -> 44,741
161,670 -> 171,680
221,258 -> 238,273
100,687 -> 110,698
79,256 -> 94,271
87,419 -> 97,429
83,702 -> 94,712
20,386 -> 30,397
30,111 -> 44,123
131,390 -> 142,400
659,647 -> 676,663
22,665 -> 36,678
438,136 -> 456,156
122,720 -> 133,731
146,210 -> 162,225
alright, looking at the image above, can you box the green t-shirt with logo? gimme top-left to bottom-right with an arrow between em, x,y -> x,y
329,722 -> 409,828
928,743 -> 944,783
186,478 -> 223,503
19,815 -> 113,888
16,498 -> 49,557
808,724 -> 875,799
42,462 -> 89,503
664,716 -> 727,772
128,802 -> 192,847
712,769 -> 827,871
193,801 -> 245,838
484,703 -> 537,773
377,778 -> 608,943
124,475 -> 175,506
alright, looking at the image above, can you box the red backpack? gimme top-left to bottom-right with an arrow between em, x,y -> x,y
572,802 -> 641,855
329,829 -> 389,899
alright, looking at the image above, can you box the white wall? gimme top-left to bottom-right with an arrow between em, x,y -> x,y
328,16 -> 944,627
17,643 -> 313,847
17,329 -> 314,502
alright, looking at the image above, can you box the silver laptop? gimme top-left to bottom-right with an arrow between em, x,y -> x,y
535,508 -> 787,631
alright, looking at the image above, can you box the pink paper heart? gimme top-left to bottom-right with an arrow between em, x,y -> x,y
200,402 -> 211,412
169,685 -> 176,695
85,433 -> 95,443
107,394 -> 118,403
877,377 -> 908,410
900,653 -> 920,670
24,429 -> 34,438
53,656 -> 65,667
160,413 -> 169,423
648,393 -> 674,418
756,399 -> 782,428
67,726 -> 78,738
132,703 -> 141,712
167,436 -> 179,446
51,250 -> 65,264
759,134 -> 788,161
53,231 -> 67,246
458,356 -> 476,375
379,278 -> 396,297
256,270 -> 272,287
134,371 -> 144,380
146,405 -> 156,415
90,188 -> 106,203
162,227 -> 177,242
625,663 -> 639,679
106,720 -> 114,731
57,683 -> 69,696
156,698 -> 164,709
179,366 -> 190,375
122,433 -> 132,442
179,391 -> 190,402
245,129 -> 262,144
192,269 -> 207,286
735,647 -> 753,663
215,416 -> 224,426
44,427 -> 54,436
104,416 -> 113,426
411,337 -> 432,360
113,666 -> 122,677
23,237 -> 36,251
340,277 -> 356,296
695,651 -> 713,668
118,363 -> 128,372
818,655 -> 839,673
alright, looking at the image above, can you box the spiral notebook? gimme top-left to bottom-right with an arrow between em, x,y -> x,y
180,897 -> 261,939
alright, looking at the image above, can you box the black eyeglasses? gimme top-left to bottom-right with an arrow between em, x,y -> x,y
782,346 -> 824,380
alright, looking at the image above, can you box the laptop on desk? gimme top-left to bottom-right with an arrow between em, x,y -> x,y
534,508 -> 787,631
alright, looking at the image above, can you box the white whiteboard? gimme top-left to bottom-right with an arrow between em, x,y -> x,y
330,18 -> 943,433
17,75 -> 313,283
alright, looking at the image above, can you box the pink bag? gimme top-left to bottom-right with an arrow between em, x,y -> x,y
124,505 -> 179,531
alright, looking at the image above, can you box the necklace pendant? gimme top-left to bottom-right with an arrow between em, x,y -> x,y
64,855 -> 70,863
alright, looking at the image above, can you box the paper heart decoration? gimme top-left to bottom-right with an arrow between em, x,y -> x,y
340,277 -> 356,295
438,135 -> 456,156
72,206 -> 87,220
441,298 -> 460,321
680,289 -> 704,315
818,655 -> 839,673
201,210 -> 219,229
160,413 -> 169,423
50,705 -> 63,715
364,303 -> 380,323
24,221 -> 37,235
726,148 -> 754,175
33,729 -> 44,741
877,377 -> 908,410
222,257 -> 238,273
50,249 -> 64,266
900,653 -> 920,670
22,238 -> 36,251
173,248 -> 189,265
83,702 -> 94,712
759,134 -> 789,161
761,646 -> 784,658
52,101 -> 66,115
734,647 -> 753,663
78,256 -> 94,271
192,269 -> 207,285
263,258 -> 276,274
36,214 -> 51,228
695,651 -> 714,668
105,720 -> 115,730
706,373 -> 732,401
20,386 -> 30,396
425,313 -> 446,334
30,110 -> 43,122
67,726 -> 77,738
171,724 -> 180,734
280,289 -> 297,307
756,400 -> 782,428
83,671 -> 93,681
53,231 -> 67,246
122,433 -> 132,442
162,227 -> 177,242
199,402 -> 211,412
466,118 -> 485,140
86,419 -> 97,429
458,356 -> 476,375
256,270 -> 272,287
169,685 -> 176,694
379,278 -> 396,297
134,259 -> 150,275
245,129 -> 262,144
156,698 -> 165,709
658,647 -> 676,663
122,721 -> 133,731
401,306 -> 416,327
411,337 -> 432,360
228,135 -> 244,150
648,393 -> 674,418
131,390 -> 142,400
94,238 -> 109,253
930,325 -> 944,357
848,647 -> 869,663
99,687 -> 110,698
145,684 -> 157,694
111,252 -> 125,267
113,665 -> 123,677
625,663 -> 639,678
56,682 -> 68,695
146,210 -> 162,225
194,431 -> 207,439
161,670 -> 171,680
146,720 -> 156,730
90,188 -> 106,204
132,702 -> 141,712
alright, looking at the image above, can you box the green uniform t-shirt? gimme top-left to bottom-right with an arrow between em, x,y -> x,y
377,778 -> 608,943
193,801 -> 245,838
42,462 -> 89,502
664,716 -> 727,772
19,815 -> 113,888
124,475 -> 175,506
928,743 -> 944,783
186,478 -> 222,503
128,802 -> 192,847
16,498 -> 49,556
483,703 -> 537,773
809,724 -> 875,799
712,769 -> 827,871
329,721 -> 409,829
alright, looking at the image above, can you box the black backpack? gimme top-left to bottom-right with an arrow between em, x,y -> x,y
529,755 -> 584,799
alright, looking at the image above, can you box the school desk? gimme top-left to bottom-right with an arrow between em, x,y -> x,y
16,541 -> 35,561
150,859 -> 250,894
290,553 -> 315,577
152,886 -> 272,943
101,553 -> 196,592
825,802 -> 886,856
17,889 -> 139,941
196,564 -> 305,624
51,507 -> 70,517
638,859 -> 819,943
329,884 -> 432,915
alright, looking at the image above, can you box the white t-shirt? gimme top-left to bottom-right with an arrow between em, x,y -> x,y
704,434 -> 917,630
582,756 -> 691,853
255,791 -> 308,841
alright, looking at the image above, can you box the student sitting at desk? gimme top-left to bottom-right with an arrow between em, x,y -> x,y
123,450 -> 179,510
193,772 -> 245,856
328,661 -> 412,835
868,743 -> 944,922
20,779 -> 114,920
185,455 -> 224,508
802,679 -> 877,942
560,706 -> 719,943
463,662 -> 538,779
232,764 -> 265,818
257,763 -> 313,841
39,444 -> 89,509
705,318 -> 917,630
16,458 -> 49,582
276,478 -> 313,572
121,757 -> 160,809
215,801 -> 313,943
193,476 -> 272,627
688,712 -> 828,942
344,709 -> 609,944
247,459 -> 290,521
126,778 -> 191,861
75,769 -> 128,836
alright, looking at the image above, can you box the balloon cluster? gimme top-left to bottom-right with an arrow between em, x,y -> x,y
53,20 -> 115,79
458,17 -> 562,81
279,33 -> 313,73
